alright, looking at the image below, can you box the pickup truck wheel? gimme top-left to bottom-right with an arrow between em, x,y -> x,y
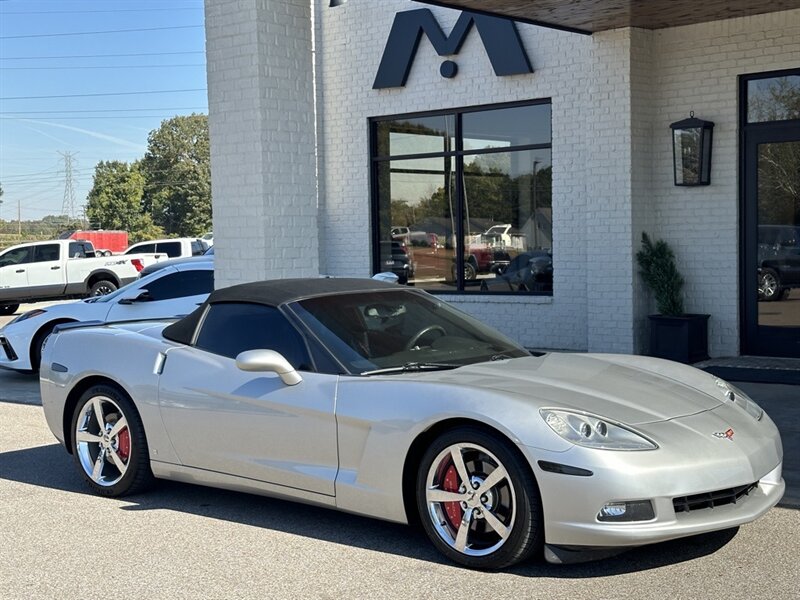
90,280 -> 118,296
0,304 -> 19,316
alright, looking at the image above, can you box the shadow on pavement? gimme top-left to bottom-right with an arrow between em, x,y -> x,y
0,443 -> 751,577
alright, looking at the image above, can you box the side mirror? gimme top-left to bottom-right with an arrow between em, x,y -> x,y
118,289 -> 152,305
372,272 -> 399,284
235,349 -> 303,386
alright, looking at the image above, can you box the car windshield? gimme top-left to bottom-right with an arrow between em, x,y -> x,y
291,289 -> 529,374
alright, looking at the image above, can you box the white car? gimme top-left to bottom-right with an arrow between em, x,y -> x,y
0,260 -> 213,373
124,238 -> 208,259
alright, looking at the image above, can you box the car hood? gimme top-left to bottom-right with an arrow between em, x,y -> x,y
419,353 -> 726,425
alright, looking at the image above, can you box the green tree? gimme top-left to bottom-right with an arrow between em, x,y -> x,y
85,161 -> 164,243
140,114 -> 211,237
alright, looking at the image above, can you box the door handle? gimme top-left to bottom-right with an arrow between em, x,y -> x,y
51,266 -> 61,270
15,269 -> 25,273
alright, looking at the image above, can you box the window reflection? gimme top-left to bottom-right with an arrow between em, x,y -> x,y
373,101 -> 552,295
747,75 -> 800,123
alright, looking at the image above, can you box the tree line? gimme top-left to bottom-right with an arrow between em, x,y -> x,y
0,115 -> 211,247
86,113 -> 211,242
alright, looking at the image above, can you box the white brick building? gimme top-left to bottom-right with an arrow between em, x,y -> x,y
204,0 -> 800,360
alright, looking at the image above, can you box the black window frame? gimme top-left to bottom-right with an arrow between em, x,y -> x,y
739,67 -> 800,357
369,98 -> 553,296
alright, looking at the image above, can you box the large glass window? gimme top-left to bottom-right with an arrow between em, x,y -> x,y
371,100 -> 552,294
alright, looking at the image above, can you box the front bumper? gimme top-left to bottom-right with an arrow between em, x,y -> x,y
0,332 -> 31,371
523,408 -> 784,555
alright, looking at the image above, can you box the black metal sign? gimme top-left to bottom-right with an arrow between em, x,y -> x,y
373,9 -> 533,89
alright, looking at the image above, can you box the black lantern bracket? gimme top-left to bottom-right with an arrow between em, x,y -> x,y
670,112 -> 714,186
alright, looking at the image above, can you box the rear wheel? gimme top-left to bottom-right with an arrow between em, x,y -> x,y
90,279 -> 118,296
0,304 -> 19,316
416,427 -> 542,570
70,384 -> 154,497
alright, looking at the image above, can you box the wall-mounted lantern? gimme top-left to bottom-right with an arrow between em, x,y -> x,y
670,113 -> 714,186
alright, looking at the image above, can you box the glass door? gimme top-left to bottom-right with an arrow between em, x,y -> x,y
742,70 -> 800,357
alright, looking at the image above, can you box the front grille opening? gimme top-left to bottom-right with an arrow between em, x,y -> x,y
673,482 -> 758,514
0,337 -> 17,361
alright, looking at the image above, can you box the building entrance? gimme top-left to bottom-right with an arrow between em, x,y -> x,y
742,69 -> 800,357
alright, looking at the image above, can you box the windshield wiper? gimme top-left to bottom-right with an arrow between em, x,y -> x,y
361,362 -> 461,376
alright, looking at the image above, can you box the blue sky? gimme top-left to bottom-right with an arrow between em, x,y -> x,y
0,0 -> 207,222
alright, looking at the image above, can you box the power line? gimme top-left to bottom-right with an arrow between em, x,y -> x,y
0,64 -> 206,70
0,51 -> 205,60
1,89 -> 206,100
0,116 -> 199,121
1,7 -> 202,15
0,25 -> 204,40
0,107 -> 207,115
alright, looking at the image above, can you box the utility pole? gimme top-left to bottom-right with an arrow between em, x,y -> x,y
59,151 -> 78,223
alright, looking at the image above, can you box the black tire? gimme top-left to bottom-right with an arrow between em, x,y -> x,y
89,279 -> 118,296
464,262 -> 477,281
0,304 -> 19,316
69,384 -> 155,497
416,426 -> 543,570
757,268 -> 781,302
31,322 -> 70,373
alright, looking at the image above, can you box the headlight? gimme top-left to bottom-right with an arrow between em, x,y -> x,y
540,409 -> 658,451
714,378 -> 763,421
7,309 -> 47,325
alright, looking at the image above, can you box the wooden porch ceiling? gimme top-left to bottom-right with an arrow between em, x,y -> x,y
414,0 -> 800,34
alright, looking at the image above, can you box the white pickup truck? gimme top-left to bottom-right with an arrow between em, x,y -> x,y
0,239 -> 164,315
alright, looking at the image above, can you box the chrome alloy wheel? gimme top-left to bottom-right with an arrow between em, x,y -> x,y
425,443 -> 516,557
75,395 -> 131,487
758,271 -> 778,299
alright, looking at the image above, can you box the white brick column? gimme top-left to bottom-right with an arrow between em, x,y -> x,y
586,29 -> 655,354
205,0 -> 318,288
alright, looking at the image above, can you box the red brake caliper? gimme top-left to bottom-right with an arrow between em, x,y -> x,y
443,464 -> 463,529
117,428 -> 131,462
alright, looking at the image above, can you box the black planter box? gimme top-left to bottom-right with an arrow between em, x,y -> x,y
647,314 -> 710,364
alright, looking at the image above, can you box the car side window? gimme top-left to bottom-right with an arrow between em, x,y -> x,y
194,303 -> 312,370
68,242 -> 86,258
33,244 -> 60,263
0,246 -> 32,267
126,243 -> 156,255
143,270 -> 214,302
191,241 -> 204,256
158,242 -> 182,258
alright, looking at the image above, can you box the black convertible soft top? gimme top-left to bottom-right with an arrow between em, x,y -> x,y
163,277 -> 399,345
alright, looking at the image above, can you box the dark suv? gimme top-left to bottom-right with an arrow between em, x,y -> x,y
758,224 -> 800,301
378,241 -> 414,285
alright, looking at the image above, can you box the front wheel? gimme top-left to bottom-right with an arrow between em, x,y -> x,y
416,427 -> 543,570
70,384 -> 154,497
0,304 -> 19,316
90,279 -> 118,296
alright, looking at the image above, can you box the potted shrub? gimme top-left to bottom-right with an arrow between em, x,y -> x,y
636,232 -> 709,364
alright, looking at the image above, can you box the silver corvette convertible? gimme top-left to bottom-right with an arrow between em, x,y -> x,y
40,279 -> 784,569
